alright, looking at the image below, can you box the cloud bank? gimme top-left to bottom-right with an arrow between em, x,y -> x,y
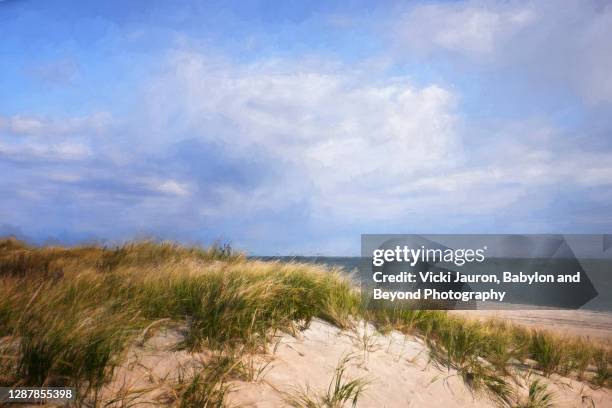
1,0 -> 611,253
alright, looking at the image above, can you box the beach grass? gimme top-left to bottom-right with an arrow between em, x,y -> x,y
512,374 -> 555,408
0,237 -> 609,406
285,353 -> 369,408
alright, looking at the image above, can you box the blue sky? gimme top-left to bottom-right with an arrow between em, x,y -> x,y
1,0 -> 612,254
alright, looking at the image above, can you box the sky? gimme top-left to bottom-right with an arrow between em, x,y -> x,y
1,0 -> 612,255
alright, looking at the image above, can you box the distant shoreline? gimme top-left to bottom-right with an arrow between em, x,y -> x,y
454,306 -> 612,344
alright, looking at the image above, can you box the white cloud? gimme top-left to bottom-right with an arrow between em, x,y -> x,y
0,112 -> 111,163
0,112 -> 111,137
131,48 -> 612,224
154,180 -> 191,197
0,142 -> 91,161
397,2 -> 535,55
4,48 -> 611,234
393,0 -> 612,105
7,116 -> 46,135
145,51 -> 464,218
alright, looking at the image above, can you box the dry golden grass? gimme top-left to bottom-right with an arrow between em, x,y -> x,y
0,237 -> 609,407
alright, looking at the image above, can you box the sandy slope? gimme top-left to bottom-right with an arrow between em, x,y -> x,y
226,320 -> 491,408
103,319 -> 611,407
227,320 -> 610,408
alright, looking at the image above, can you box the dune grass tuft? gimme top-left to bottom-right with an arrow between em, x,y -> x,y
171,356 -> 238,408
593,348 -> 610,387
285,354 -> 369,408
528,332 -> 563,377
426,317 -> 513,405
511,372 -> 555,408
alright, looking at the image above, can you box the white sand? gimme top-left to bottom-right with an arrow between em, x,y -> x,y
102,319 -> 611,407
227,320 -> 490,408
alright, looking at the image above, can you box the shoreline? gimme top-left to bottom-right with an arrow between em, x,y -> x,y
453,305 -> 612,344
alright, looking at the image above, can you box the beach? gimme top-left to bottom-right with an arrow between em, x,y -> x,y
454,306 -> 612,344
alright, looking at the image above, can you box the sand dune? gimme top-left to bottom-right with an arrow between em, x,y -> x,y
104,319 -> 611,407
